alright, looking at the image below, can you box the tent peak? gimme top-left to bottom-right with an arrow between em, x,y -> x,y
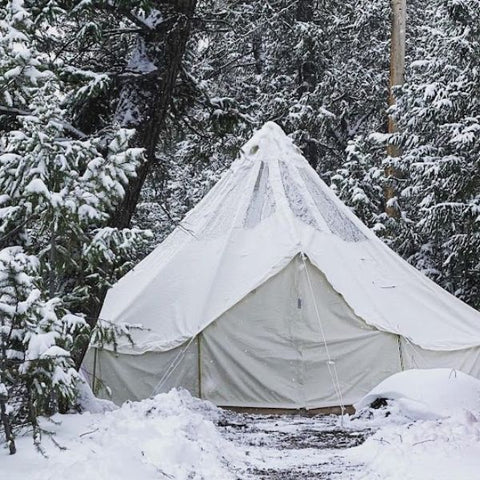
258,121 -> 286,135
241,122 -> 300,161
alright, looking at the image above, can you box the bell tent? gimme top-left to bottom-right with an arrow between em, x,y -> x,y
83,122 -> 480,410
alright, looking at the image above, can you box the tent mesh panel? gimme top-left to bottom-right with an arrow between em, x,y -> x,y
299,168 -> 367,242
279,161 -> 322,231
244,162 -> 276,229
198,177 -> 247,239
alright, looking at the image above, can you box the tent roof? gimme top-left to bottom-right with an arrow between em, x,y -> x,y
101,122 -> 480,353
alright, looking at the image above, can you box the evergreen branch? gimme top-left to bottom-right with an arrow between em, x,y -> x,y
0,213 -> 36,248
101,2 -> 153,33
0,106 -> 87,139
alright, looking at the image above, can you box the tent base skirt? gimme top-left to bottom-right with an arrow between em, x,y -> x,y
219,405 -> 355,416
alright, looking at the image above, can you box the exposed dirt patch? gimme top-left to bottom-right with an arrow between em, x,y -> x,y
216,411 -> 371,479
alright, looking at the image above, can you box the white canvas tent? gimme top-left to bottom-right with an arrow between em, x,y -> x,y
83,122 -> 480,409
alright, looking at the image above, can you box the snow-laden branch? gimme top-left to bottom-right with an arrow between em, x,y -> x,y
0,106 -> 87,139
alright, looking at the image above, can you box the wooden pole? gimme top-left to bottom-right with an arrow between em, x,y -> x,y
92,347 -> 98,395
386,0 -> 406,217
197,334 -> 203,399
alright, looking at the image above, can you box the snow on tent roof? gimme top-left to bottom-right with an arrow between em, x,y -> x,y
99,122 -> 480,354
178,122 -> 366,241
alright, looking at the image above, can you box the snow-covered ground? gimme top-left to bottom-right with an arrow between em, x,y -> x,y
347,411 -> 480,480
2,390 -> 242,480
346,369 -> 480,480
2,369 -> 480,480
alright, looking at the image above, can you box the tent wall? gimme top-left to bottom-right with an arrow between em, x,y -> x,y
399,340 -> 480,378
200,256 -> 402,409
298,257 -> 403,407
83,256 -> 480,408
201,258 -> 304,408
83,339 -> 199,405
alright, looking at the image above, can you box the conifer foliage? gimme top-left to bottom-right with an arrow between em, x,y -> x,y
392,0 -> 480,307
0,247 -> 85,454
328,0 -> 480,308
0,0 -> 148,452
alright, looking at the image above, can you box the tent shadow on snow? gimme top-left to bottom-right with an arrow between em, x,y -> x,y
82,122 -> 480,411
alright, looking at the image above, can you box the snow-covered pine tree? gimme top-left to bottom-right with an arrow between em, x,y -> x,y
330,135 -> 387,232
40,0 -> 198,317
63,0 -> 198,231
335,0 -> 479,309
0,247 -> 87,454
0,0 -> 150,316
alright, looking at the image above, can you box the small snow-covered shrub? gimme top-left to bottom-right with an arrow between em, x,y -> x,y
0,248 -> 87,453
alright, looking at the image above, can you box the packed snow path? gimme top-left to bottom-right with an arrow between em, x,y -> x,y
216,410 -> 370,479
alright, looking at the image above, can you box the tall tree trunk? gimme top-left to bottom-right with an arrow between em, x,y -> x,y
111,0 -> 197,230
385,0 -> 406,217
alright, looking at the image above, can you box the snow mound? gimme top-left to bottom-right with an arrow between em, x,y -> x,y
3,389 -> 242,480
355,368 -> 480,420
76,377 -> 117,414
347,409 -> 480,480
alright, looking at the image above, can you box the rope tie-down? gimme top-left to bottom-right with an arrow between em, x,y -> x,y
152,334 -> 197,396
300,252 -> 346,426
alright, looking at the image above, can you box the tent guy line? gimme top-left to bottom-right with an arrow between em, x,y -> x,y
300,251 -> 347,420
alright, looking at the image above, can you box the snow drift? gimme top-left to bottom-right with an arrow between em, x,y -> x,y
355,368 -> 480,420
348,369 -> 480,480
1,389 -> 243,480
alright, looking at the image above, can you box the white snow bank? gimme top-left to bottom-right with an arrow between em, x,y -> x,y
355,368 -> 480,420
346,369 -> 480,480
2,389 -> 243,480
347,409 -> 480,480
76,377 -> 117,414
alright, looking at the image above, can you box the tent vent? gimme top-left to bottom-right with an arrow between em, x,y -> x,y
297,298 -> 302,309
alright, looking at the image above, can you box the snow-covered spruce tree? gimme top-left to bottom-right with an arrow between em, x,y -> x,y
330,135 -> 387,232
390,0 -> 480,307
0,0 -> 149,316
328,0 -> 428,222
0,85 -> 147,307
25,0 -> 198,302
336,0 -> 480,309
0,1 -> 149,451
72,0 -> 198,231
